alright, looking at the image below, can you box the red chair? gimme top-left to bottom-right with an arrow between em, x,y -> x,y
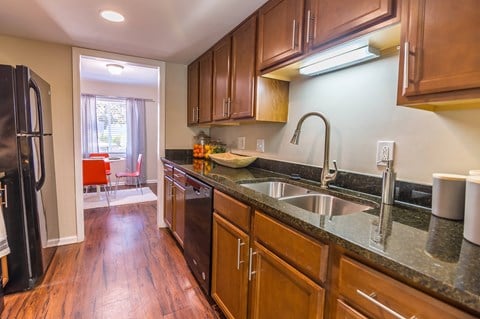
83,159 -> 110,206
89,153 -> 112,191
115,154 -> 143,194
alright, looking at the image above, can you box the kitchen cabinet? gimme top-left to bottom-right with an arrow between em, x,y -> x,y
162,165 -> 186,247
248,242 -> 324,319
307,0 -> 397,50
212,213 -> 250,319
332,255 -> 477,318
212,15 -> 290,123
211,190 -> 251,319
211,190 -> 326,319
188,51 -> 213,125
397,0 -> 480,109
257,0 -> 305,71
187,61 -> 199,125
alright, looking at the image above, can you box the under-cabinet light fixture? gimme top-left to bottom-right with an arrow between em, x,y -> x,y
106,64 -> 124,75
299,44 -> 380,76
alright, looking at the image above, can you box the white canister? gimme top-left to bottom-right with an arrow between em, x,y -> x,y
464,176 -> 480,245
431,173 -> 467,220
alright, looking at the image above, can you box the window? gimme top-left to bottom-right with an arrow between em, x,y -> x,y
95,97 -> 127,156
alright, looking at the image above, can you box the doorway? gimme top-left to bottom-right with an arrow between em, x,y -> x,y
72,48 -> 166,242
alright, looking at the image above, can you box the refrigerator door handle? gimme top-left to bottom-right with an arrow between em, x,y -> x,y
29,79 -> 46,190
0,182 -> 7,208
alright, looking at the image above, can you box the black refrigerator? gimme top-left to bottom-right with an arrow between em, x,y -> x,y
0,65 -> 59,294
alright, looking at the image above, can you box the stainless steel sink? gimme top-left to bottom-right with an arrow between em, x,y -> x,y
279,194 -> 373,216
240,181 -> 317,198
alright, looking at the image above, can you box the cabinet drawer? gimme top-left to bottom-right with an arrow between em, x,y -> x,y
338,256 -> 476,319
253,211 -> 328,283
213,190 -> 251,232
173,168 -> 186,186
335,299 -> 367,319
163,163 -> 173,178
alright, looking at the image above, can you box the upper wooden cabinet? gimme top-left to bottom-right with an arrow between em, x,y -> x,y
308,0 -> 396,49
212,15 -> 289,123
188,51 -> 213,125
187,61 -> 199,125
257,0 -> 305,71
397,0 -> 480,109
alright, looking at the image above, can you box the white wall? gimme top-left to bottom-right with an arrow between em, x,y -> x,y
80,79 -> 158,182
211,54 -> 480,184
165,63 -> 207,148
0,35 -> 77,239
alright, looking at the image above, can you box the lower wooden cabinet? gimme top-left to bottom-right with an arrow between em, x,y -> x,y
335,299 -> 368,319
211,213 -> 250,319
249,242 -> 324,319
335,256 -> 477,319
163,166 -> 186,247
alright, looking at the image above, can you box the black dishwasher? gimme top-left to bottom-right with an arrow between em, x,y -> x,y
184,175 -> 213,295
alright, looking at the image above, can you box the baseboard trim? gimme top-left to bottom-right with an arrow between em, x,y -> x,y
48,236 -> 80,247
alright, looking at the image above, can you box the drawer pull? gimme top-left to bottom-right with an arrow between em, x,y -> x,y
356,289 -> 417,319
236,238 -> 245,270
248,248 -> 257,281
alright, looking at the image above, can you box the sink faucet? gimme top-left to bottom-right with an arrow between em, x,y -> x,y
290,112 -> 338,188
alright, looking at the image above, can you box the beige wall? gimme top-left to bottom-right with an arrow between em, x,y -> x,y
81,79 -> 158,182
0,35 -> 77,238
211,54 -> 480,184
165,63 -> 206,148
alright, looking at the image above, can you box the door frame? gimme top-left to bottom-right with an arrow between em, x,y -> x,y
72,47 -> 167,242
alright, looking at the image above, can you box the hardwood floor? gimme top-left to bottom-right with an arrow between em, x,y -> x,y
2,192 -> 218,319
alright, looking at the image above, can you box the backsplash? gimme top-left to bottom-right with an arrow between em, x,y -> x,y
165,149 -> 432,208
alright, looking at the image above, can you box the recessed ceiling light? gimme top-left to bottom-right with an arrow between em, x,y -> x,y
100,10 -> 125,23
106,64 -> 124,75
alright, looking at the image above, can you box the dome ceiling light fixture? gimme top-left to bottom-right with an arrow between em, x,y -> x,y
100,10 -> 125,23
106,64 -> 124,75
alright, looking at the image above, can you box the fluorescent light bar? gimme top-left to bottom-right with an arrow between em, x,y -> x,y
299,45 -> 380,76
106,64 -> 124,75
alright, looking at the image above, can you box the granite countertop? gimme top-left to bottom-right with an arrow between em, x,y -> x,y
162,157 -> 480,315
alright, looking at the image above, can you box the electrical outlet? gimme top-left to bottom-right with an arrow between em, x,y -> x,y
256,139 -> 265,152
237,137 -> 246,150
376,141 -> 394,166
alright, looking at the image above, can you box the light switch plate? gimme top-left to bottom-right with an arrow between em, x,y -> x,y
237,137 -> 246,150
256,139 -> 265,152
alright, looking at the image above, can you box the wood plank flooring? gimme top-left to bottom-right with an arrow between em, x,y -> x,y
2,191 -> 218,319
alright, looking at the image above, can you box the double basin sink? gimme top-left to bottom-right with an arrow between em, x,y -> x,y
240,181 -> 373,216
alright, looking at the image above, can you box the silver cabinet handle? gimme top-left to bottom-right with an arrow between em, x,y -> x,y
356,289 -> 417,319
192,107 -> 196,123
403,42 -> 409,90
291,19 -> 297,49
236,238 -> 245,270
226,98 -> 231,117
248,248 -> 257,281
196,106 -> 200,122
306,10 -> 311,44
222,98 -> 227,117
0,184 -> 7,208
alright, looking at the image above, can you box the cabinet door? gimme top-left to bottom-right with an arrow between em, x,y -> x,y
335,299 -> 368,319
211,213 -> 249,319
257,0 -> 305,71
173,182 -> 185,247
398,0 -> 480,103
212,37 -> 231,121
198,51 -> 213,123
230,15 -> 257,120
163,177 -> 173,229
187,61 -> 199,125
309,0 -> 395,49
249,242 -> 325,319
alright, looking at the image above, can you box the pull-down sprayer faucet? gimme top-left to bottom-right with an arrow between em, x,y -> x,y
290,112 -> 338,188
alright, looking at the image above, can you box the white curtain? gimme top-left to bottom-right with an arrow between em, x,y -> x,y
81,94 -> 98,157
126,98 -> 146,185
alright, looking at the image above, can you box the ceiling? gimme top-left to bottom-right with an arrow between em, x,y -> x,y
0,0 -> 268,64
